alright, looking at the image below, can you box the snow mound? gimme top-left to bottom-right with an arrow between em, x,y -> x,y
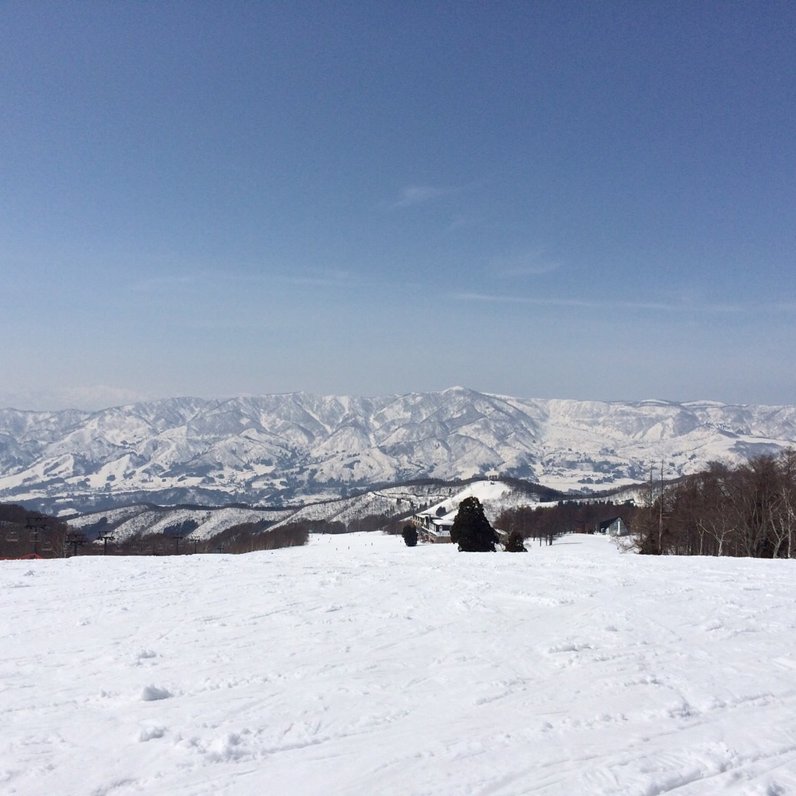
140,685 -> 172,702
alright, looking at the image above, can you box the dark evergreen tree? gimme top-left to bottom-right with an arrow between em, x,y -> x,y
402,525 -> 418,547
451,497 -> 498,552
505,529 -> 527,552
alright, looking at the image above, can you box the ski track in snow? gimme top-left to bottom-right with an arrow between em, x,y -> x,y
1,535 -> 795,795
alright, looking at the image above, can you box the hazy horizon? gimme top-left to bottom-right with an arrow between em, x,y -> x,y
0,384 -> 791,414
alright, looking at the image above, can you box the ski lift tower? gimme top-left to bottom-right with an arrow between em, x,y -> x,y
65,530 -> 87,557
97,529 -> 115,555
165,527 -> 189,555
25,516 -> 48,557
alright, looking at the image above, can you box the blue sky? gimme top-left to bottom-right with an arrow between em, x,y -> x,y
1,1 -> 795,409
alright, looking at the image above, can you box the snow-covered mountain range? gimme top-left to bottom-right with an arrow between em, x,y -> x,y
1,387 -> 795,512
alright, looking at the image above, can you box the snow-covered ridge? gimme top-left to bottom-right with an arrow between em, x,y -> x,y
66,480 -> 536,543
67,504 -> 293,544
1,388 -> 794,511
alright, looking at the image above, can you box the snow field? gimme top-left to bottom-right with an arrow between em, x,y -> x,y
1,534 -> 795,795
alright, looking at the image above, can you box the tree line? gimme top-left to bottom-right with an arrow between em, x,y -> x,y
635,451 -> 795,557
0,503 -> 310,558
0,504 -> 69,559
495,500 -> 637,546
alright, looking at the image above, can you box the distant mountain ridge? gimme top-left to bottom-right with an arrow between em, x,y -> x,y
1,387 -> 795,512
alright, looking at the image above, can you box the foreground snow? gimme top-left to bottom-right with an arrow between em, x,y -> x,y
2,535 -> 795,795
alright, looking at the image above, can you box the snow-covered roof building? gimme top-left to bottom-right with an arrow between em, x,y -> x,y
598,516 -> 631,537
412,511 -> 454,543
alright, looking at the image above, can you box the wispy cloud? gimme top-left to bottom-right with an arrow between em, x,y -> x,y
387,184 -> 459,209
453,292 -> 745,313
220,267 -> 353,288
491,250 -> 561,278
445,214 -> 480,232
130,266 -> 357,294
282,268 -> 352,287
500,263 -> 560,277
131,275 -> 197,293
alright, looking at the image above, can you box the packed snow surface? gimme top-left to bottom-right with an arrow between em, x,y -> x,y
2,535 -> 795,795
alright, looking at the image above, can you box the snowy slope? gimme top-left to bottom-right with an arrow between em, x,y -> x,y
265,482 -> 471,531
414,479 -> 519,528
1,389 -> 795,511
1,534 -> 795,795
68,505 -> 293,543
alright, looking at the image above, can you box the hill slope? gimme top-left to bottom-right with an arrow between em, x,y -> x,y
64,478 -> 547,544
